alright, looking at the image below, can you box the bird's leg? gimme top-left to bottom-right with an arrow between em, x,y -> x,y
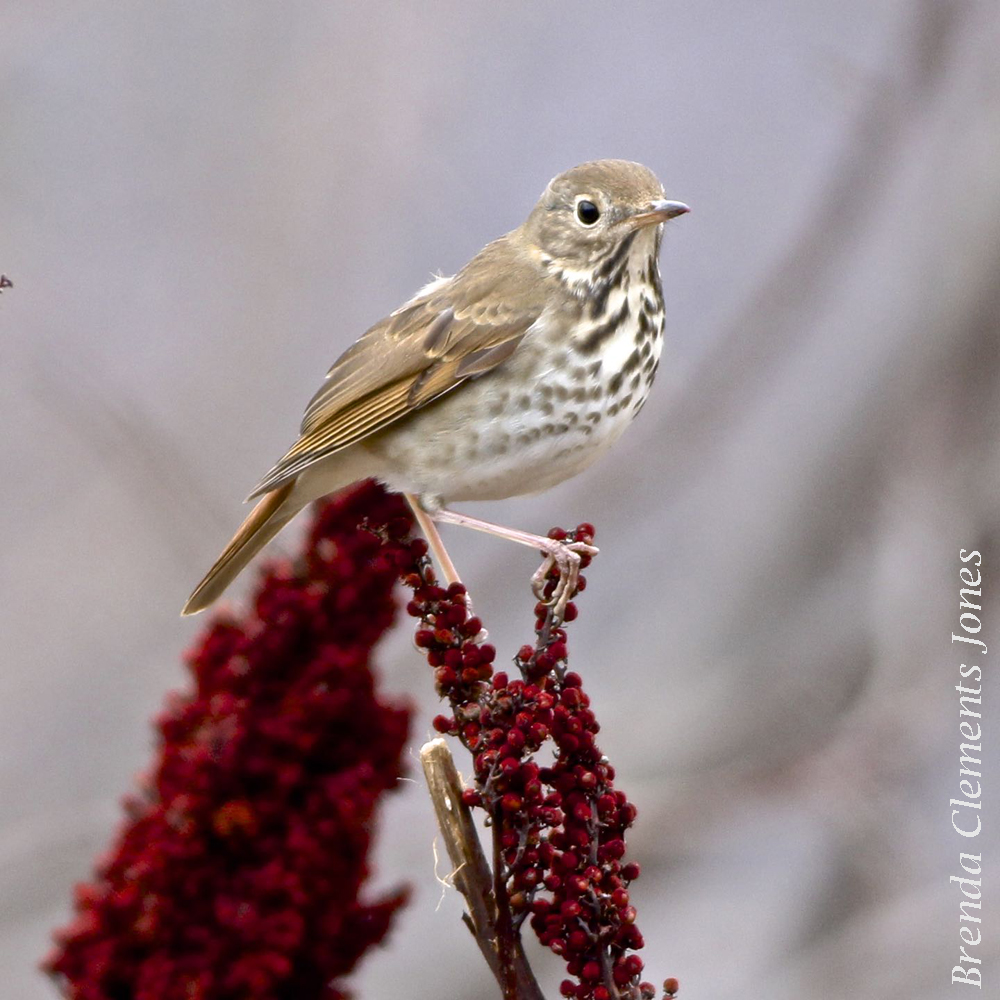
429,508 -> 598,621
405,494 -> 462,586
405,495 -> 488,641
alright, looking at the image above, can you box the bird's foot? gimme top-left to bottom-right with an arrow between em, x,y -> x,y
427,507 -> 597,625
531,537 -> 599,621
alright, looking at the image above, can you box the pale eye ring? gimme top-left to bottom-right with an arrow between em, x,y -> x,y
576,199 -> 600,225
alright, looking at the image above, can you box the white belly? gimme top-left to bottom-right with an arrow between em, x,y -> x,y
372,329 -> 663,504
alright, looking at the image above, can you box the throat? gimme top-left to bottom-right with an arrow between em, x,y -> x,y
570,234 -> 664,375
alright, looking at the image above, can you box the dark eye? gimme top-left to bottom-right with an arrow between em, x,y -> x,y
576,200 -> 600,225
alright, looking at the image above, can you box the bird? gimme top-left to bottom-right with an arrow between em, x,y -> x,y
183,159 -> 688,618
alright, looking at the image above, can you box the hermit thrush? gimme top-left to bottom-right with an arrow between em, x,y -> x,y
183,160 -> 688,617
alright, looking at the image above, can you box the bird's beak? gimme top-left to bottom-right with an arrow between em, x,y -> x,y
628,199 -> 690,230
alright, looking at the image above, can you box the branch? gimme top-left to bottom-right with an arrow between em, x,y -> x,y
421,738 -> 546,1000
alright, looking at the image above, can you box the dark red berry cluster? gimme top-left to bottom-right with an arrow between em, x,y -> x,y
46,482 -> 412,1000
389,522 -> 667,1000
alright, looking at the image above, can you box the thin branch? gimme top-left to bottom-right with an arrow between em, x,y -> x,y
421,739 -> 547,1000
492,806 -> 517,1000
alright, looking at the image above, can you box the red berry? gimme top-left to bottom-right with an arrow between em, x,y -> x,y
602,839 -> 626,861
625,954 -> 643,976
535,651 -> 555,672
434,665 -> 456,686
530,722 -> 549,743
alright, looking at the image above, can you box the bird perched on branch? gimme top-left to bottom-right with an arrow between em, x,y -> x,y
184,159 -> 688,618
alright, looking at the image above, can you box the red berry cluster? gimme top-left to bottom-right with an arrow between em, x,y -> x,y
46,482 -> 412,1000
389,523 -> 668,1000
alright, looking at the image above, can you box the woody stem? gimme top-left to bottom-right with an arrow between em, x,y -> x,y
420,740 -> 545,1000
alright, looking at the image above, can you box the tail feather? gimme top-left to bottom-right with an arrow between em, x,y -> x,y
182,482 -> 297,616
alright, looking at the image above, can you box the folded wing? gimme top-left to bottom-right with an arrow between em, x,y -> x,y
247,238 -> 546,498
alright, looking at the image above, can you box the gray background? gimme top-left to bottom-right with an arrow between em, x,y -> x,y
2,1 -> 998,997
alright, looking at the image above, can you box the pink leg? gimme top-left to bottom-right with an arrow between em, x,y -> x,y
406,495 -> 487,639
405,493 -> 461,586
430,508 -> 598,621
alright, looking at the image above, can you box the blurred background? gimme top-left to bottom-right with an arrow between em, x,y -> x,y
3,1 -> 999,996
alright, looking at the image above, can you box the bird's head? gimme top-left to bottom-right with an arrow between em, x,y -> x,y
522,159 -> 688,269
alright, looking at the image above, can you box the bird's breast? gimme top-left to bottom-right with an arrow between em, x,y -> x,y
367,258 -> 666,504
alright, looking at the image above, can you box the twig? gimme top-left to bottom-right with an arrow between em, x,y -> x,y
491,805 -> 518,999
421,739 -> 547,1000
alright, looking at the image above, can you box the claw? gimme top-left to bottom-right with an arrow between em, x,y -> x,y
532,539 -> 599,622
531,554 -> 556,600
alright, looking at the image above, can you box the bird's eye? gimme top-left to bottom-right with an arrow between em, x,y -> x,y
576,200 -> 600,225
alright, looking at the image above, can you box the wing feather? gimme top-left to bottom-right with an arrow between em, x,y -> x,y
247,236 -> 547,499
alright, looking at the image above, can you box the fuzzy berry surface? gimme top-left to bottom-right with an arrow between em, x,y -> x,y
46,482 -> 412,1000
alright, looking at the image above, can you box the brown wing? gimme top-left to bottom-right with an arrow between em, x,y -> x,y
247,236 -> 546,498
